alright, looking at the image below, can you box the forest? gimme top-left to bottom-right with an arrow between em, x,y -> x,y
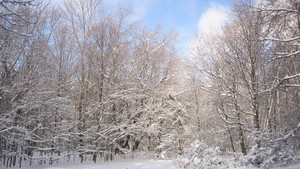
0,0 -> 299,168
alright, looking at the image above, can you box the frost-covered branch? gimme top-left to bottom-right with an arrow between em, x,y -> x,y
272,50 -> 300,60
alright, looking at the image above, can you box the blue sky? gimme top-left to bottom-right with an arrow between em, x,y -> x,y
102,0 -> 232,56
52,0 -> 232,55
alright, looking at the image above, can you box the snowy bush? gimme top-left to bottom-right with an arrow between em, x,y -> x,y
234,132 -> 296,168
174,140 -> 224,169
231,153 -> 253,168
251,134 -> 295,168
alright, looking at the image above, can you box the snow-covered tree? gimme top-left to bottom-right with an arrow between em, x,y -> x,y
189,0 -> 300,161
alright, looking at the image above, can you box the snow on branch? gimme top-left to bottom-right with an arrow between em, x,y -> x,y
285,84 -> 300,87
261,36 -> 300,42
1,0 -> 34,5
272,123 -> 300,142
272,51 -> 300,60
261,73 -> 300,94
257,7 -> 298,13
282,73 -> 300,81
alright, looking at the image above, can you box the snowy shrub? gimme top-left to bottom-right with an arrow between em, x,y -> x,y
251,136 -> 295,168
234,132 -> 296,168
231,153 -> 253,168
174,140 -> 224,169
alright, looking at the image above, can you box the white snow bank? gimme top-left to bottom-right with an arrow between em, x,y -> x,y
7,158 -> 300,169
7,152 -> 300,169
18,159 -> 178,169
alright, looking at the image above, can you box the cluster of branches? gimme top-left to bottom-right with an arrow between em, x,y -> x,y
187,0 -> 300,161
1,0 -> 299,168
0,0 -> 190,168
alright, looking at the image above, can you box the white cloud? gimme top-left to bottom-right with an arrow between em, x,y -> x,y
188,3 -> 228,57
197,3 -> 228,34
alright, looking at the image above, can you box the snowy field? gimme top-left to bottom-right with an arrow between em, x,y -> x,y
8,158 -> 300,169
11,159 -> 177,169
6,152 -> 300,169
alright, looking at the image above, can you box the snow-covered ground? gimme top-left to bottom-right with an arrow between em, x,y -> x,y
19,159 -> 177,169
7,151 -> 300,169
11,159 -> 300,169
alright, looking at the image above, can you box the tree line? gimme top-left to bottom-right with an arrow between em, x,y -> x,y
0,0 -> 299,168
187,0 -> 300,166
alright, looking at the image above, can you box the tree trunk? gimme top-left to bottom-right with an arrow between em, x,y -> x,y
228,129 -> 236,153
